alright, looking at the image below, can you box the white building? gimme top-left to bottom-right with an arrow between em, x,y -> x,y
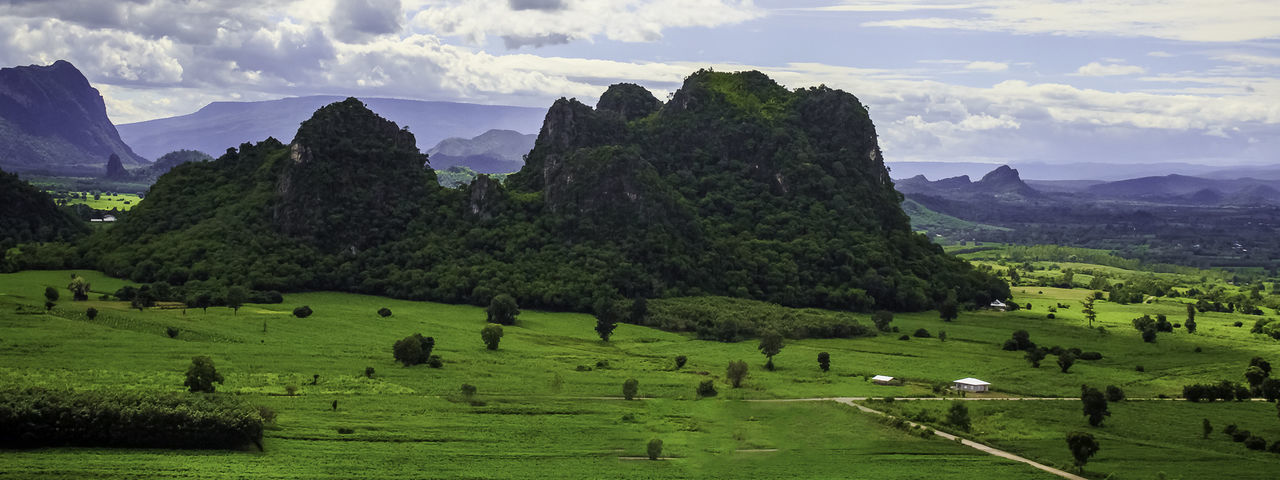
989,299 -> 1007,311
952,377 -> 990,392
871,375 -> 895,385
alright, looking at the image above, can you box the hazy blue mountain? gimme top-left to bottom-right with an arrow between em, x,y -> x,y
426,129 -> 535,173
1085,174 -> 1280,204
117,96 -> 545,160
0,60 -> 147,174
896,165 -> 1042,200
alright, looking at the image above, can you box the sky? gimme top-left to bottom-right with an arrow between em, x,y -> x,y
2,0 -> 1278,166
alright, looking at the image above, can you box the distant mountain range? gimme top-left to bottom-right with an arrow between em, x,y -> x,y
0,61 -> 147,174
426,129 -> 535,174
888,161 -> 1277,182
896,165 -> 1043,200
117,96 -> 546,160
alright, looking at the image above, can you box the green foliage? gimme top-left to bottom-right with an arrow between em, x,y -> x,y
758,330 -> 784,370
461,383 -> 477,401
0,387 -> 262,449
1203,418 -> 1212,439
817,351 -> 830,372
85,306 -> 97,319
184,356 -> 224,393
644,296 -> 873,342
593,297 -> 621,341
726,360 -> 748,388
43,286 -> 58,303
1058,352 -> 1077,373
481,323 -> 504,351
225,286 -> 247,315
0,168 -> 88,271
292,305 -> 313,318
646,438 -> 663,460
487,294 -> 519,326
67,275 -> 90,300
1081,385 -> 1109,427
393,333 -> 435,366
913,328 -> 931,338
939,291 -> 959,322
377,307 -> 392,318
946,401 -> 971,432
622,378 -> 639,400
1105,385 -> 1125,402
1025,348 -> 1047,368
696,379 -> 717,398
872,310 -> 893,332
364,366 -> 375,378
1065,431 -> 1100,470
674,355 -> 687,369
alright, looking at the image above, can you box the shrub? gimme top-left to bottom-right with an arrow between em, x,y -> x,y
1079,352 -> 1103,361
364,367 -> 375,378
285,384 -> 298,396
946,402 -> 971,432
696,379 -> 717,398
184,356 -> 224,393
393,333 -> 435,366
623,378 -> 639,400
675,355 -> 688,369
487,294 -> 519,325
257,405 -> 277,424
481,323 -> 504,350
1058,352 -> 1076,373
726,360 -> 749,388
1065,431 -> 1100,471
1047,313 -> 1055,319
1244,435 -> 1267,450
0,387 -> 263,449
85,307 -> 98,320
1136,365 -> 1145,372
872,310 -> 893,331
337,427 -> 354,434
1224,424 -> 1238,435
1232,430 -> 1251,443
1234,321 -> 1244,327
1141,328 -> 1157,343
292,305 -> 313,318
938,331 -> 947,342
1105,385 -> 1124,402
426,355 -> 443,368
1005,330 -> 1035,351
461,384 -> 477,401
817,352 -> 830,372
377,307 -> 392,317
166,326 -> 179,338
1269,441 -> 1280,454
898,334 -> 910,341
913,328 -> 931,338
647,438 -> 663,460
1025,348 -> 1047,368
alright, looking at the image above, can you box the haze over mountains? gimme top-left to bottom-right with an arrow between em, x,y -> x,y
425,129 -> 536,174
116,95 -> 545,161
0,61 -> 147,174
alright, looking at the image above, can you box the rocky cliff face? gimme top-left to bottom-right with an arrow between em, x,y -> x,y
0,60 -> 147,173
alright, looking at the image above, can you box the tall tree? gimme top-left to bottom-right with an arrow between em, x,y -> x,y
1081,293 -> 1097,327
817,352 -> 830,372
487,294 -> 519,326
939,291 -> 959,322
758,330 -> 784,370
184,356 -> 224,393
593,297 -> 620,342
225,286 -> 247,315
1065,432 -> 1100,473
1080,385 -> 1110,427
67,275 -> 90,301
1185,303 -> 1197,334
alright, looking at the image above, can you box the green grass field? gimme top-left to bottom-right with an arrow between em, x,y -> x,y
2,268 -> 1277,478
46,191 -> 142,211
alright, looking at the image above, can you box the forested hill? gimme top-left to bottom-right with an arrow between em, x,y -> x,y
0,168 -> 88,269
79,70 -> 1007,313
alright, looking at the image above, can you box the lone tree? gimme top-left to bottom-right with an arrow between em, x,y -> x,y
194,293 -> 211,313
44,286 -> 59,304
184,356 -> 224,393
1185,303 -> 1197,334
726,360 -> 749,388
1065,431 -> 1100,473
67,275 -> 90,301
1058,352 -> 1077,373
225,286 -> 247,315
947,401 -> 971,432
939,291 -> 959,322
647,438 -> 663,460
594,298 -> 620,342
1202,418 -> 1212,439
1026,348 -> 1047,368
872,310 -> 894,331
481,323 -> 504,350
817,352 -> 830,372
674,355 -> 688,369
1105,385 -> 1125,402
623,378 -> 639,400
758,330 -> 784,370
85,307 -> 98,320
393,333 -> 435,366
292,305 -> 313,318
487,294 -> 519,325
1081,385 -> 1110,427
1081,293 -> 1098,327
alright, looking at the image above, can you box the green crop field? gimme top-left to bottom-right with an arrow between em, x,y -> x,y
45,191 -> 142,211
1,266 -> 1278,479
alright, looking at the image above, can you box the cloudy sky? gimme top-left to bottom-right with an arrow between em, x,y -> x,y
2,0 -> 1278,166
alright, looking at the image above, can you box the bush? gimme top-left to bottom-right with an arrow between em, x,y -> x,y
898,334 -> 910,341
1244,435 -> 1267,450
1232,430 -> 1251,442
675,355 -> 688,369
285,384 -> 298,396
946,402 -> 971,432
1224,424 -> 1238,435
184,356 -> 224,393
696,379 -> 717,398
623,378 -> 639,400
364,367 -> 375,378
481,323 -> 504,350
85,307 -> 98,320
1057,352 -> 1076,373
1269,441 -> 1280,454
1141,328 -> 1157,343
377,307 -> 392,317
1079,352 -> 1103,361
166,326 -> 179,338
647,438 -> 663,460
817,352 -> 830,372
257,405 -> 277,424
487,294 -> 519,325
337,427 -> 354,434
726,360 -> 749,388
1136,365 -> 1145,372
0,387 -> 263,449
461,384 -> 477,400
1234,321 -> 1244,327
393,333 -> 435,366
872,310 -> 893,331
292,305 -> 313,318
1047,313 -> 1055,319
913,328 -> 931,338
426,355 -> 443,368
1105,385 -> 1124,402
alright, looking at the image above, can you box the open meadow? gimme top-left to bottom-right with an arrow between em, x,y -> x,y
2,266 -> 1278,479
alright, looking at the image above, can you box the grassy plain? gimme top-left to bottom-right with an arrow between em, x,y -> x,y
1,265 -> 1278,478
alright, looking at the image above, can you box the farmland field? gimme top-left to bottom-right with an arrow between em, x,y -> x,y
1,267 -> 1278,479
44,191 -> 142,211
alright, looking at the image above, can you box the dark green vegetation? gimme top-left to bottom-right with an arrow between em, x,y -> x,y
0,168 -> 89,270
63,70 -> 1005,317
0,387 -> 263,449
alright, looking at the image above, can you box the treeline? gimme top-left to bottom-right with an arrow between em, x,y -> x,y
644,296 -> 874,341
0,387 -> 264,449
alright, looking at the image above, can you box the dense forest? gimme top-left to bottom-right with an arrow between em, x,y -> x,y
0,167 -> 88,271
66,70 -> 1006,313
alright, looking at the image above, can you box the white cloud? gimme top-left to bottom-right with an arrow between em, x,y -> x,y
964,61 -> 1008,72
857,0 -> 1280,43
1216,53 -> 1280,67
1074,62 -> 1146,76
1147,51 -> 1174,57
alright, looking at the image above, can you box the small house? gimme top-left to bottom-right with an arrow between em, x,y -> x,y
871,375 -> 895,385
988,299 -> 1007,311
952,377 -> 990,392
101,215 -> 117,222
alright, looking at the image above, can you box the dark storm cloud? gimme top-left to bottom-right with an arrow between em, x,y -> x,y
508,0 -> 566,12
332,0 -> 404,43
501,33 -> 571,49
